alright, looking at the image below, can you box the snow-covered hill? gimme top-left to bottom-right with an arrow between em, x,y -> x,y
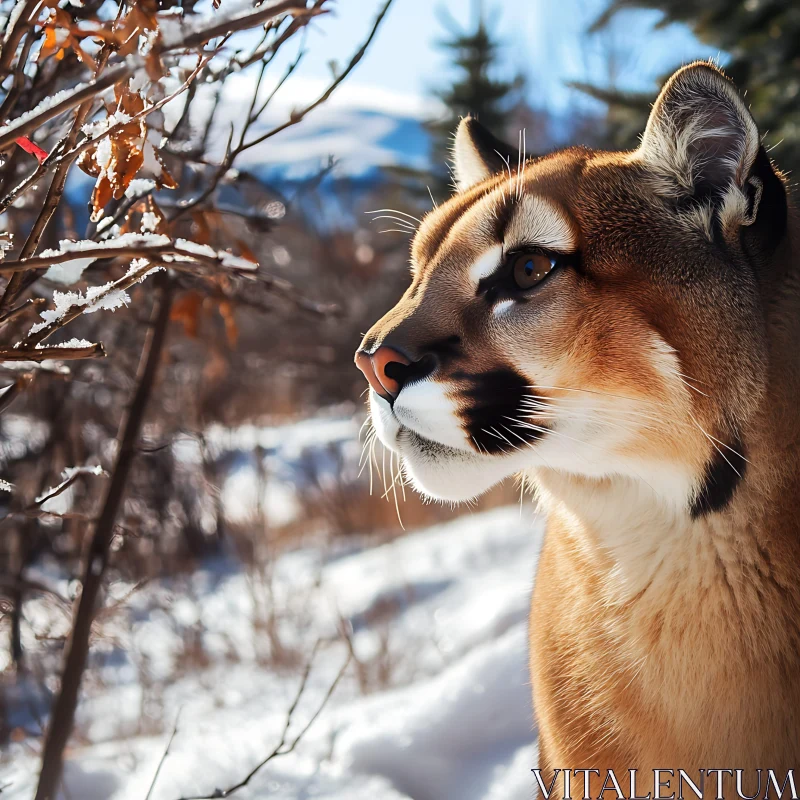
3,505 -> 544,800
239,106 -> 432,181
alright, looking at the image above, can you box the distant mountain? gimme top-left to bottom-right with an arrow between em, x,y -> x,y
237,106 -> 432,183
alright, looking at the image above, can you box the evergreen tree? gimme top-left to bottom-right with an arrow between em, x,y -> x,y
427,4 -> 523,193
586,1 -> 800,175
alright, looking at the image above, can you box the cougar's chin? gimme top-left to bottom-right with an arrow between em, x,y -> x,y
368,391 -> 528,502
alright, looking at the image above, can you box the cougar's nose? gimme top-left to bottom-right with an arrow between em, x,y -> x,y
355,346 -> 411,400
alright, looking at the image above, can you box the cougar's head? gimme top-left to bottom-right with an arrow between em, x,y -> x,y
355,63 -> 788,513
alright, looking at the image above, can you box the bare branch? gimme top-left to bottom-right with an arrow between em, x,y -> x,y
2,43 -> 122,310
32,467 -> 107,508
145,711 -> 182,800
0,297 -> 46,328
240,0 -> 394,152
174,644 -> 351,800
0,27 -> 42,121
168,0 -> 393,221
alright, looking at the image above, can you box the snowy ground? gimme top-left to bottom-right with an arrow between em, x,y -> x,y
2,505 -> 544,800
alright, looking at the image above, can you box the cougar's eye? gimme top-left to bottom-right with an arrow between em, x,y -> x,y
511,251 -> 556,290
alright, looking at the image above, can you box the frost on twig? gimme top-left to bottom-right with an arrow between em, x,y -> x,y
0,463 -> 107,522
35,464 -> 107,507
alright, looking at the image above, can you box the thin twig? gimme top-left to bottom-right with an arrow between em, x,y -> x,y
145,710 -> 182,800
175,644 -> 351,800
239,0 -> 394,153
31,468 -> 107,508
0,297 -> 45,329
0,28 -> 42,121
168,0 -> 393,222
0,0 -> 42,75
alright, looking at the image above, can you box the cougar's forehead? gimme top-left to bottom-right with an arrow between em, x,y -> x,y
411,152 -> 587,277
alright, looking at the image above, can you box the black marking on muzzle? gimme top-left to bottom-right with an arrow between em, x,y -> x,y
690,433 -> 746,518
459,367 -> 547,455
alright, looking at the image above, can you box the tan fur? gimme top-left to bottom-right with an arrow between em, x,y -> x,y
356,62 -> 800,780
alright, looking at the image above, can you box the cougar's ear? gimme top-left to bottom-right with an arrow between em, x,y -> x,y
452,117 -> 517,191
639,62 -> 764,231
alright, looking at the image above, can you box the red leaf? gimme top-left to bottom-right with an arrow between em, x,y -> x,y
15,137 -> 48,163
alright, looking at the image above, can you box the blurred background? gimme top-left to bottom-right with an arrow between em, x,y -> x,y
0,0 -> 797,797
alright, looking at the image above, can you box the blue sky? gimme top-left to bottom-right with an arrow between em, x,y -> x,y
261,0 -> 722,116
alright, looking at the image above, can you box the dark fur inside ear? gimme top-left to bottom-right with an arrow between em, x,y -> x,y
452,117 -> 517,190
741,145 -> 788,253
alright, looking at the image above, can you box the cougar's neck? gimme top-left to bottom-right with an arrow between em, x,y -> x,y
532,212 -> 800,621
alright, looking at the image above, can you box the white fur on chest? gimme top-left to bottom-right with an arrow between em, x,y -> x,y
533,469 -> 719,603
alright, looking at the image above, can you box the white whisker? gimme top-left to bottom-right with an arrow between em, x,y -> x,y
369,215 -> 417,230
366,208 -> 422,223
427,186 -> 438,209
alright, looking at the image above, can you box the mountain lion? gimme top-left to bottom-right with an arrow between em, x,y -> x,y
355,62 -> 800,785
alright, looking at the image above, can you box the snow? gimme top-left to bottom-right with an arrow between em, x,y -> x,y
1,504 -> 544,800
220,251 -> 258,270
140,211 -> 160,232
28,282 -> 132,334
0,360 -> 70,374
0,82 -> 92,139
159,0 -> 269,49
339,625 -> 534,800
43,257 -> 95,285
174,237 -> 217,258
30,237 -> 175,333
83,284 -> 131,314
40,234 -> 172,285
124,178 -> 156,200
29,289 -> 87,333
62,464 -> 105,479
81,109 -> 133,138
2,0 -> 27,42
168,238 -> 257,269
42,338 -> 95,349
202,414 -> 362,526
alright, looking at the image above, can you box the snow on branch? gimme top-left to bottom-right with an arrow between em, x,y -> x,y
34,464 -> 107,507
0,342 -> 107,362
0,234 -> 260,278
0,63 -> 134,152
161,0 -> 327,51
0,463 -> 107,523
